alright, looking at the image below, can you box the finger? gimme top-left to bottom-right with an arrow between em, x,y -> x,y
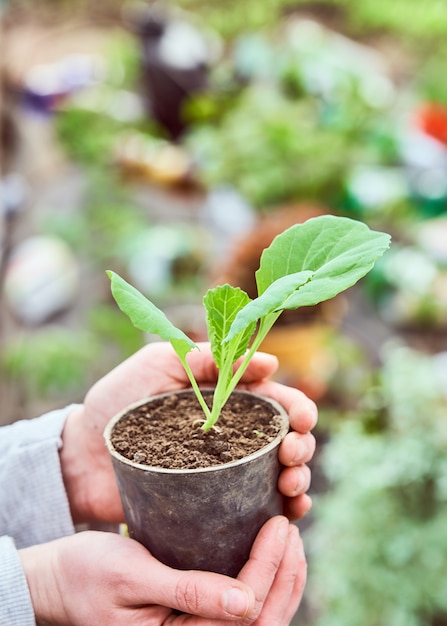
278,464 -> 311,499
180,346 -> 278,385
184,343 -> 220,383
236,516 -> 289,622
287,394 -> 318,433
246,380 -> 318,433
128,548 -> 256,621
238,351 -> 279,382
283,528 -> 308,624
278,431 -> 316,467
253,524 -> 307,626
283,493 -> 313,521
278,526 -> 308,625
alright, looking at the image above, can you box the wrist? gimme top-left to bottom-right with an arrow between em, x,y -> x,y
60,405 -> 91,524
19,542 -> 63,625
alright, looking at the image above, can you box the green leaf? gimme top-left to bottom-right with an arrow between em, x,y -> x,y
204,285 -> 255,368
107,271 -> 196,360
256,215 -> 391,307
225,270 -> 314,341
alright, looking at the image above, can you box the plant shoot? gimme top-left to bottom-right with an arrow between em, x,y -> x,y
108,215 -> 390,430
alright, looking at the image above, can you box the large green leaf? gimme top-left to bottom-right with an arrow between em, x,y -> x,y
107,271 -> 196,360
256,215 -> 391,307
225,270 -> 313,341
204,284 -> 255,368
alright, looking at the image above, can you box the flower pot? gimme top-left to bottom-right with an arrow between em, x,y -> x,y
104,389 -> 289,577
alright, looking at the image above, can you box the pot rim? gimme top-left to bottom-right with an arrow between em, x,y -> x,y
104,389 -> 290,474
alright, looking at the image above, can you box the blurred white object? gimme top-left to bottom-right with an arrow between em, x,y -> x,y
3,235 -> 80,325
23,53 -> 105,113
0,173 -> 27,217
416,218 -> 447,264
284,18 -> 395,107
159,21 -> 209,70
127,224 -> 210,300
203,185 -> 256,256
347,166 -> 407,211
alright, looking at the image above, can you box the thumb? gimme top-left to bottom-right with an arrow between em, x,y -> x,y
239,351 -> 279,383
136,553 -> 256,620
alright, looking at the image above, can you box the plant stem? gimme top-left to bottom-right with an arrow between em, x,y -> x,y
202,311 -> 282,430
181,356 -> 212,422
224,312 -> 281,401
202,342 -> 238,430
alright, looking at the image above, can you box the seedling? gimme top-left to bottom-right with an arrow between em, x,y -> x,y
108,215 -> 390,430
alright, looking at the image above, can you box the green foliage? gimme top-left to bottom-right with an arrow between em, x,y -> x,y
54,107 -> 123,165
186,86 -> 352,210
1,327 -> 101,399
108,215 -> 390,429
415,47 -> 447,103
175,0 -> 447,43
88,304 -> 145,358
0,311 -> 145,405
203,285 -> 256,367
255,215 -> 391,305
306,344 -> 447,626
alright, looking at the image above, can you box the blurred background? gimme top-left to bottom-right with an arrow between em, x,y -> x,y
1,1 -> 447,624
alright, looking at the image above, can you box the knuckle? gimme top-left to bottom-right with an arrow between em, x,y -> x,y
299,465 -> 312,491
174,575 -> 203,615
306,432 -> 316,458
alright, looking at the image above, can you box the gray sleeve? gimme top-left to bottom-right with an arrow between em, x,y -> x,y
0,536 -> 35,626
0,406 -> 79,548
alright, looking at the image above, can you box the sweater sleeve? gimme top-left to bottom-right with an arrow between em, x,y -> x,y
0,536 -> 35,626
0,406 -> 79,548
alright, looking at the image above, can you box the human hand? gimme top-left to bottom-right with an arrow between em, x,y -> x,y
20,516 -> 306,626
61,342 -> 316,524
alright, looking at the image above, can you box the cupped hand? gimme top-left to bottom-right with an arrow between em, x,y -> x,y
19,516 -> 306,626
61,342 -> 317,525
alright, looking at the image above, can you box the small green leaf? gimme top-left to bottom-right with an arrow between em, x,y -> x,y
225,270 -> 313,341
256,215 -> 391,306
204,285 -> 255,368
107,271 -> 196,360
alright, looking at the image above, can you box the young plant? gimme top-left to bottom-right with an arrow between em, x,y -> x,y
107,215 -> 391,430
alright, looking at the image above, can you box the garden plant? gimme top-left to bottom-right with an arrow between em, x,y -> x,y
108,214 -> 391,432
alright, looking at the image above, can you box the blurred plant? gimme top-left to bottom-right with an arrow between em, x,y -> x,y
306,343 -> 447,626
416,57 -> 447,109
185,21 -> 400,212
316,329 -> 376,416
37,168 -> 150,267
365,241 -> 447,329
53,27 -> 158,165
175,0 -> 447,43
186,85 -> 352,210
1,308 -> 145,405
124,223 -> 212,306
55,107 -> 125,165
1,326 -> 102,400
88,303 -> 145,357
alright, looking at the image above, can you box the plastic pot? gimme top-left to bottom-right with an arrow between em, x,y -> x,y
104,389 -> 289,577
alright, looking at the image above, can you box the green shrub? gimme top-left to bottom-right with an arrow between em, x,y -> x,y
306,343 -> 447,626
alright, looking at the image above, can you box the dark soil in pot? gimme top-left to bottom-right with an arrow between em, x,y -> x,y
105,389 -> 289,576
110,389 -> 286,469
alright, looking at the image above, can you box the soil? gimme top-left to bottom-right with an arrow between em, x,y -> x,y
110,390 -> 285,470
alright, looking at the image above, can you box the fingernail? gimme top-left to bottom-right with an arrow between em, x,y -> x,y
292,526 -> 306,559
277,516 -> 289,542
308,401 -> 318,429
290,468 -> 307,497
223,587 -> 251,618
292,439 -> 305,464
